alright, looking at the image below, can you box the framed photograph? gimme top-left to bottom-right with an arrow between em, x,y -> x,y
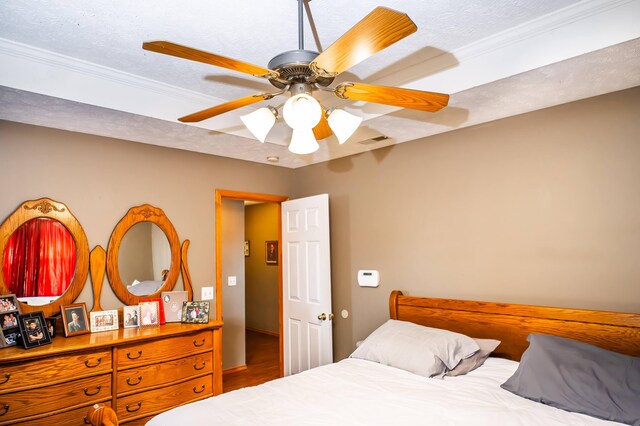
0,327 -> 20,347
0,294 -> 19,314
1,310 -> 18,330
181,301 -> 210,323
265,240 -> 278,264
139,300 -> 161,328
244,240 -> 250,257
61,303 -> 90,337
123,305 -> 140,328
18,311 -> 51,349
45,317 -> 56,338
141,297 -> 165,324
162,291 -> 188,323
90,310 -> 119,332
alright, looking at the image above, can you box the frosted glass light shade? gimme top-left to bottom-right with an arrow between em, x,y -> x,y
283,94 -> 322,129
240,107 -> 277,142
288,128 -> 319,155
327,108 -> 363,144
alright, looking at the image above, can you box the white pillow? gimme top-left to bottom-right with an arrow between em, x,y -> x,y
350,319 -> 479,378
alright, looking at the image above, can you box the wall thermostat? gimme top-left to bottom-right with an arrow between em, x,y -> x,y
357,270 -> 379,287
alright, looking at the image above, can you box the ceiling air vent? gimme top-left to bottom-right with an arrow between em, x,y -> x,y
358,135 -> 389,145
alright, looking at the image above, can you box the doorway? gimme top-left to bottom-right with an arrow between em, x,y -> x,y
215,190 -> 288,385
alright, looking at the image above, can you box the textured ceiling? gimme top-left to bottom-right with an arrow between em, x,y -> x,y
1,0 -> 639,168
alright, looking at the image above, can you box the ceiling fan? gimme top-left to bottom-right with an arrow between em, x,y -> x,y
142,1 -> 449,154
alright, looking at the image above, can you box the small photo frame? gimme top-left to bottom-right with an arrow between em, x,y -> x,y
0,294 -> 19,314
61,303 -> 90,337
90,310 -> 119,332
162,291 -> 189,323
1,311 -> 19,330
244,240 -> 250,257
45,317 -> 56,338
123,305 -> 140,328
18,311 -> 51,349
139,300 -> 161,328
140,297 -> 165,324
1,327 -> 20,347
181,301 -> 210,324
265,240 -> 278,264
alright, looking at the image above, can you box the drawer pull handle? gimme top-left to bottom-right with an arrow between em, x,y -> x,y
84,357 -> 102,368
193,338 -> 206,347
193,361 -> 206,371
126,376 -> 143,386
0,374 -> 9,385
83,385 -> 102,396
127,350 -> 143,360
126,402 -> 142,413
0,404 -> 9,417
193,384 -> 205,394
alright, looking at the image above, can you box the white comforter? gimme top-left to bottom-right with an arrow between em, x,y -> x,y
148,358 -> 621,425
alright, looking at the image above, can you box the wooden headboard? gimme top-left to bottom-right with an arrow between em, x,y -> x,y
389,290 -> 640,361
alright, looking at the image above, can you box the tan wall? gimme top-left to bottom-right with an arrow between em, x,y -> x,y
2,86 -> 639,364
294,87 -> 640,360
244,203 -> 279,334
0,121 -> 295,315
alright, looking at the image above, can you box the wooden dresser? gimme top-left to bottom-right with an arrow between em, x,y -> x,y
0,320 -> 222,426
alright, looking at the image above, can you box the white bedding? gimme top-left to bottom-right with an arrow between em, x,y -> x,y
148,358 -> 622,425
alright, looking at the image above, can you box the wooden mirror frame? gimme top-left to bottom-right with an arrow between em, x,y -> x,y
0,198 -> 90,317
106,204 -> 180,305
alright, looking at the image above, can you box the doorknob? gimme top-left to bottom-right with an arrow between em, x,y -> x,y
317,313 -> 334,321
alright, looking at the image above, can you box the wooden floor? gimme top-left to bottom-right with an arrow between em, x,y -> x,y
223,329 -> 280,393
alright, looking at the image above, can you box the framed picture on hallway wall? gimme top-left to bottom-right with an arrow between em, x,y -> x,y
265,240 -> 278,264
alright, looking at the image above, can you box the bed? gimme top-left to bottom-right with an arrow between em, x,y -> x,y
87,290 -> 640,425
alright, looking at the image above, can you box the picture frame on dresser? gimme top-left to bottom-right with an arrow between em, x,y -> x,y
17,311 -> 51,349
139,299 -> 161,328
1,294 -> 21,348
61,302 -> 90,337
182,301 -> 210,323
123,305 -> 140,328
162,290 -> 188,323
90,309 -> 119,332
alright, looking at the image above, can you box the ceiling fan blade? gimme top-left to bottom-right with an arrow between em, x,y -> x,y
178,94 -> 270,123
310,7 -> 417,78
143,41 -> 280,80
335,82 -> 449,112
313,109 -> 333,140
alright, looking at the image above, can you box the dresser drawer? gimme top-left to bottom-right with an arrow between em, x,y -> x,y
0,350 -> 111,393
117,330 -> 212,368
9,401 -> 112,426
117,352 -> 212,395
116,374 -> 212,421
0,374 -> 111,422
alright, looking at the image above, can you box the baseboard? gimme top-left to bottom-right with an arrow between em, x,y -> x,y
223,365 -> 248,375
245,327 -> 279,337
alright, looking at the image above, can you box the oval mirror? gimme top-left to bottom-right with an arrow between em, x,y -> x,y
0,198 -> 89,317
106,204 -> 180,305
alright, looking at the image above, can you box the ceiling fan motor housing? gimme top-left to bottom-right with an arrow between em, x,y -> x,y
267,49 -> 334,88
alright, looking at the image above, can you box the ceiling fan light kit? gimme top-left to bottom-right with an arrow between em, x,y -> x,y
326,108 -> 363,145
142,2 -> 449,156
240,106 -> 278,143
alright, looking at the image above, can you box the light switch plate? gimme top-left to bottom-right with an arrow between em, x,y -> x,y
228,276 -> 237,286
201,286 -> 214,300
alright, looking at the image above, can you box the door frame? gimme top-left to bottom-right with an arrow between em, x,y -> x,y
215,189 -> 289,377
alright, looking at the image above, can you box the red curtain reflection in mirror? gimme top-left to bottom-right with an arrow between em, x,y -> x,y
2,218 -> 76,298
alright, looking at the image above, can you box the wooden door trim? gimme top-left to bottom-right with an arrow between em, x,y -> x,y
215,189 -> 289,378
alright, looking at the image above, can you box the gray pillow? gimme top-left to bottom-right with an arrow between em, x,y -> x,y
501,334 -> 640,425
445,338 -> 500,377
350,319 -> 479,378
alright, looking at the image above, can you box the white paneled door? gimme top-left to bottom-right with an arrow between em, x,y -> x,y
282,194 -> 332,376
